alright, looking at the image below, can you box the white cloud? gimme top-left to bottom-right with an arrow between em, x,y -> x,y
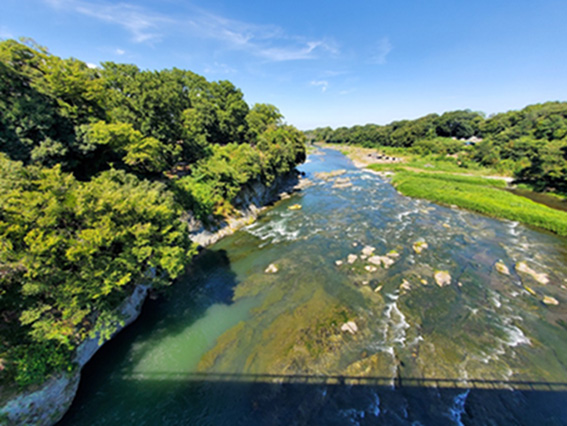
115,48 -> 125,55
311,80 -> 329,93
339,89 -> 356,95
86,62 -> 99,69
372,37 -> 393,64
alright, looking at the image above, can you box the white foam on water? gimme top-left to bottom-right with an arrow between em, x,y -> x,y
448,389 -> 470,426
396,208 -> 419,222
246,216 -> 301,246
491,295 -> 502,309
501,321 -> 531,348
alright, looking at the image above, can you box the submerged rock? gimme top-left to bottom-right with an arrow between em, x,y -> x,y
495,260 -> 510,275
413,240 -> 429,254
335,260 -> 344,266
265,264 -> 279,274
434,270 -> 451,287
288,204 -> 302,211
374,285 -> 383,293
400,279 -> 411,291
365,265 -> 378,272
543,295 -> 559,305
341,321 -> 358,334
516,261 -> 549,284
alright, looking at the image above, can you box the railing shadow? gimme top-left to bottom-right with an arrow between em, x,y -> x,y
122,371 -> 567,391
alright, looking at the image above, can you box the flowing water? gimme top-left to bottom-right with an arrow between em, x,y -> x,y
60,149 -> 567,425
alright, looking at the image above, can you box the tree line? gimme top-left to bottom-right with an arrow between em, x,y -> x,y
0,39 -> 305,387
308,102 -> 567,192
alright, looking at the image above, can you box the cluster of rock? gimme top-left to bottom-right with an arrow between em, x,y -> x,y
494,259 -> 559,306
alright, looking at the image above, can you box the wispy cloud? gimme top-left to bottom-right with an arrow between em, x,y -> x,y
115,48 -> 125,55
371,37 -> 393,64
260,41 -> 336,61
45,0 -> 172,43
311,80 -> 329,93
42,0 -> 338,61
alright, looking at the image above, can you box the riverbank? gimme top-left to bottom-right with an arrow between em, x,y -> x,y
0,170 -> 306,426
320,143 -> 567,236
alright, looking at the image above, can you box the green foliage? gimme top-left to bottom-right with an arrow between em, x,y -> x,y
411,137 -> 466,155
0,38 -> 306,389
0,155 -> 196,385
246,103 -> 283,139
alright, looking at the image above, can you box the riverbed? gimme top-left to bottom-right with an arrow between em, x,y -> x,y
60,148 -> 567,425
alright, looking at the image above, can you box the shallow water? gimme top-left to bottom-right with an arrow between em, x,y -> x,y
60,149 -> 567,425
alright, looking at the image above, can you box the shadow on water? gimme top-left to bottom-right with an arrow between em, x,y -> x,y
59,371 -> 567,425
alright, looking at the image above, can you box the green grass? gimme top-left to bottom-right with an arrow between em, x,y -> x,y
390,172 -> 567,236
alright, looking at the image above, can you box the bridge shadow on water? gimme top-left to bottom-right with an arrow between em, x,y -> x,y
60,370 -> 567,425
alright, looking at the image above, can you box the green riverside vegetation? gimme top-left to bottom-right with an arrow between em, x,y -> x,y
0,39 -> 305,389
389,172 -> 567,236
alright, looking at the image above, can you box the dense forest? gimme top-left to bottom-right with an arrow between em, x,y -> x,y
308,103 -> 567,193
0,39 -> 305,387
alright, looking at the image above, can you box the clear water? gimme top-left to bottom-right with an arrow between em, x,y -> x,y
60,149 -> 567,425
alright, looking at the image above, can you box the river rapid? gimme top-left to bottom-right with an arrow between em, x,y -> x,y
60,148 -> 567,425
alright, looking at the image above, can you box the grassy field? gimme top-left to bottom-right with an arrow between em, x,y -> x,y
389,172 -> 567,236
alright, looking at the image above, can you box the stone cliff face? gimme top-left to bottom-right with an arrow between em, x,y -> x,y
0,170 -> 301,426
187,171 -> 300,247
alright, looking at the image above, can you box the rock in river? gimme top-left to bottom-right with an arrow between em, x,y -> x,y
265,264 -> 278,274
413,240 -> 429,254
341,321 -> 358,334
368,255 -> 395,269
361,245 -> 375,256
543,295 -> 559,305
434,270 -> 451,287
347,254 -> 358,264
495,260 -> 510,275
516,261 -> 549,285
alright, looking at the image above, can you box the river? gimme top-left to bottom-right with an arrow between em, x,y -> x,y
60,148 -> 567,425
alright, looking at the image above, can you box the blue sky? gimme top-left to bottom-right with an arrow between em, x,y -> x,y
1,0 -> 566,129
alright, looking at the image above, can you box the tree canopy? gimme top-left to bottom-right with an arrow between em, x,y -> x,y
0,38 -> 306,387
